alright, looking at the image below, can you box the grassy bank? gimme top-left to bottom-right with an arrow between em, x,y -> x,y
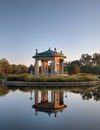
7,73 -> 99,82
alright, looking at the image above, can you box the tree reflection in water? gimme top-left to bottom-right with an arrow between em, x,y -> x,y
0,85 -> 10,97
1,84 -> 100,117
0,85 -> 100,130
80,87 -> 100,101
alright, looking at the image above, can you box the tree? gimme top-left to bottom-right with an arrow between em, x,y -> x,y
12,64 -> 19,74
28,64 -> 34,74
80,54 -> 92,66
71,60 -> 81,66
91,65 -> 100,75
80,65 -> 92,74
0,58 -> 12,77
67,64 -> 80,75
92,53 -> 100,65
17,64 -> 28,74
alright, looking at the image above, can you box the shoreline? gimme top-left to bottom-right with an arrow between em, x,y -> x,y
2,80 -> 99,87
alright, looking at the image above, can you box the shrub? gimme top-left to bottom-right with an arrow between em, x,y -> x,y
67,64 -> 80,75
7,74 -> 99,82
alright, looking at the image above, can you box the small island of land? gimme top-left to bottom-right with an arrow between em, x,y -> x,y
2,73 -> 99,87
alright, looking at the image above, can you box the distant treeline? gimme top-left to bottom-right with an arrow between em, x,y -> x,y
65,53 -> 100,75
0,53 -> 100,78
0,58 -> 29,78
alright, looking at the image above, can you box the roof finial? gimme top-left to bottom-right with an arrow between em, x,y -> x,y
60,51 -> 62,53
48,47 -> 50,51
35,49 -> 38,54
54,48 -> 56,51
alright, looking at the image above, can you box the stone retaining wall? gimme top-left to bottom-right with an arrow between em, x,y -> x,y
2,80 -> 99,87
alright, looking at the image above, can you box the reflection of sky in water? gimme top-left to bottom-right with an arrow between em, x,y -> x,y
0,87 -> 100,130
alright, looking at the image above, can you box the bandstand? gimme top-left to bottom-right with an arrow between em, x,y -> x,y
32,48 -> 66,76
32,90 -> 67,117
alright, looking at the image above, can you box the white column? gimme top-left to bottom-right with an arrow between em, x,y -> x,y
35,90 -> 39,105
51,62 -> 54,76
54,58 -> 60,75
41,60 -> 43,75
54,58 -> 57,75
45,61 -> 48,76
54,91 -> 59,108
61,60 -> 64,74
59,59 -> 64,74
41,91 -> 48,103
51,91 -> 54,102
35,59 -> 39,76
41,60 -> 48,76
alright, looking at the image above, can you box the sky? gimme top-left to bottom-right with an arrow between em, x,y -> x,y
0,0 -> 100,66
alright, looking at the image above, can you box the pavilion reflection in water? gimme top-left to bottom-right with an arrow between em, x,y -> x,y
32,90 -> 67,117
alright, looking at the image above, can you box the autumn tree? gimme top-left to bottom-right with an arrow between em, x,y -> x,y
12,64 -> 19,74
16,64 -> 28,74
0,58 -> 12,77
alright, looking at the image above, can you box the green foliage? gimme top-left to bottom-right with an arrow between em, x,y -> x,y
80,54 -> 92,66
91,65 -> 100,75
28,64 -> 34,74
80,65 -> 100,75
7,74 -> 98,82
65,53 -> 100,75
71,60 -> 80,66
7,75 -> 20,81
67,64 -> 80,75
92,53 -> 100,65
76,73 -> 98,81
80,65 -> 92,73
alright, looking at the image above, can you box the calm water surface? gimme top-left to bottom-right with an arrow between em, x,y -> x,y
0,85 -> 100,130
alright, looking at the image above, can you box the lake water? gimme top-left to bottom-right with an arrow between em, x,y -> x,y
0,84 -> 100,130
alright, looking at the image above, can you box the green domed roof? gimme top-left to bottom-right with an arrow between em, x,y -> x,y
33,48 -> 66,58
